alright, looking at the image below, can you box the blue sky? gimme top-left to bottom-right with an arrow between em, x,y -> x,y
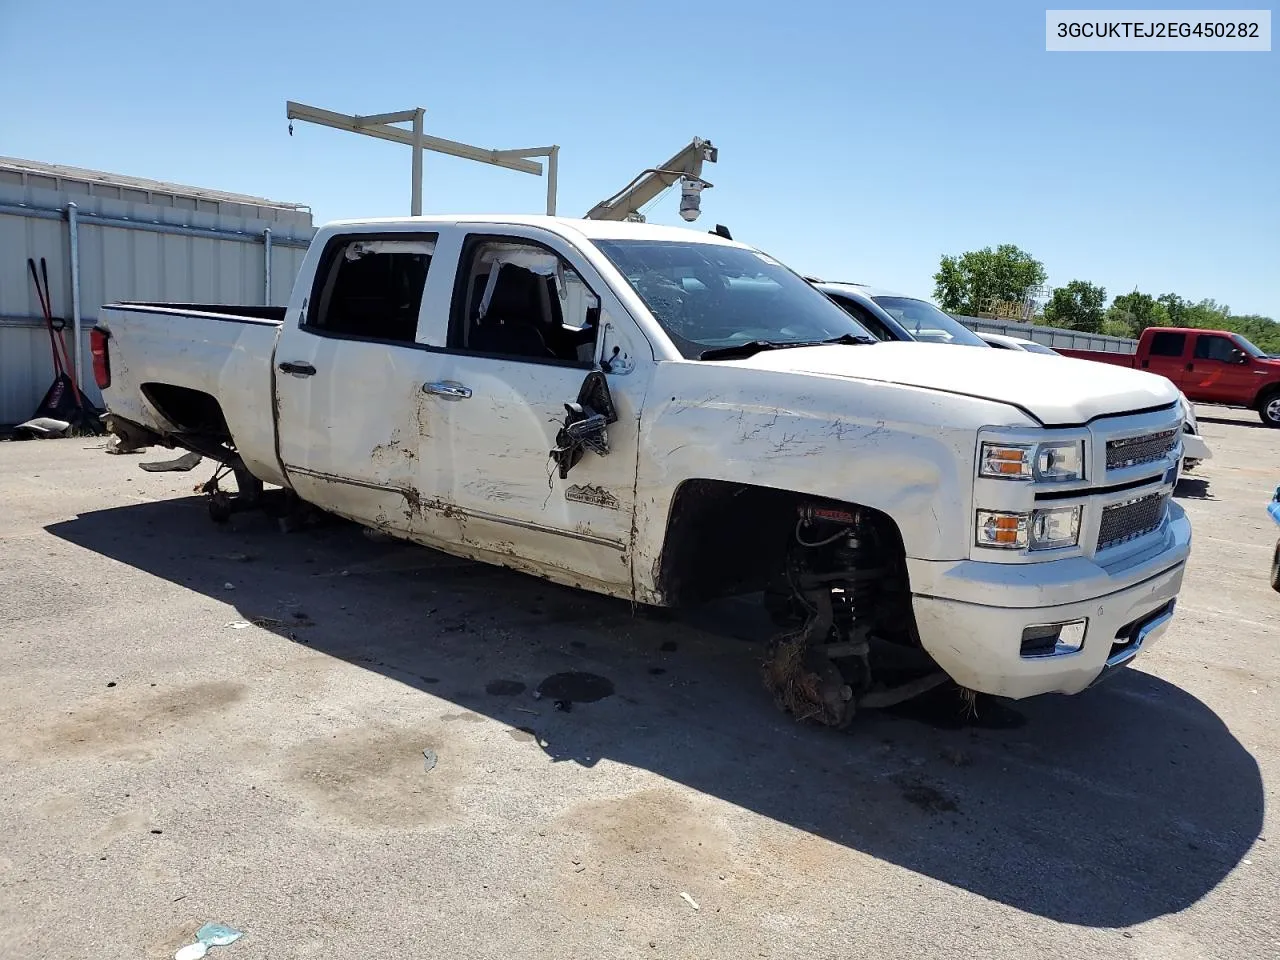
2,0 -> 1276,316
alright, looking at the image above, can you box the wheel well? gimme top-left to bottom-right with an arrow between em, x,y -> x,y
655,479 -> 910,606
141,384 -> 230,439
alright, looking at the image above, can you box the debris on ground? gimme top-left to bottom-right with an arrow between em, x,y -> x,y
223,582 -> 235,591
104,435 -> 143,455
227,616 -> 303,631
941,746 -> 973,767
139,451 -> 203,472
680,891 -> 700,911
174,922 -> 243,960
422,748 -> 437,774
14,417 -> 70,439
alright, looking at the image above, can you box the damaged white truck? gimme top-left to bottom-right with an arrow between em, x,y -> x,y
93,215 -> 1192,726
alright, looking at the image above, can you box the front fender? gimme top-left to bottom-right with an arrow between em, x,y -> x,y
631,363 -> 1031,600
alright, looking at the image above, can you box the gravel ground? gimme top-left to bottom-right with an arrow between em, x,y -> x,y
1,406 -> 1276,960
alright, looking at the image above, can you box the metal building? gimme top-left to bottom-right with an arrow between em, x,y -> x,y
0,157 -> 315,425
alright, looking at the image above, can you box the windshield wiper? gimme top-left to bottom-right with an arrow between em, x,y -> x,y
699,333 -> 875,361
816,332 -> 877,346
698,340 -> 786,361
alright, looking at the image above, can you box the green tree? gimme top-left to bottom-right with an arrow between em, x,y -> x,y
1107,290 -> 1169,337
1043,280 -> 1108,333
1156,293 -> 1187,326
933,244 -> 1046,316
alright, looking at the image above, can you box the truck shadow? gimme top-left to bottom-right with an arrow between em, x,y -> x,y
1174,476 -> 1214,500
47,496 -> 1263,930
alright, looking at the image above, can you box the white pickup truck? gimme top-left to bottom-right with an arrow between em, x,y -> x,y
93,215 -> 1191,726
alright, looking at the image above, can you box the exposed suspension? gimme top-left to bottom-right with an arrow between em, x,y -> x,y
763,502 -> 938,727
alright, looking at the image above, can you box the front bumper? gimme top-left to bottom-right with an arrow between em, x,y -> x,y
1182,431 -> 1212,464
908,504 -> 1191,699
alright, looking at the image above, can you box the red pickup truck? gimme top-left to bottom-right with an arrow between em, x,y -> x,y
1060,327 -> 1280,427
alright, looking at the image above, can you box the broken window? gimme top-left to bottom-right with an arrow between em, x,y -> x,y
451,238 -> 600,365
307,237 -> 436,344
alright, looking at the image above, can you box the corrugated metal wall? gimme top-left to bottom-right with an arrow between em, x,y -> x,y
956,315 -> 1137,354
0,164 -> 314,425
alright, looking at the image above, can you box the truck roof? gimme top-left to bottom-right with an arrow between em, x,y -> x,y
320,214 -> 744,246
1141,326 -> 1238,337
813,280 -> 915,300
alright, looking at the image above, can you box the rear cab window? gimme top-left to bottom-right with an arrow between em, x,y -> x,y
1148,332 -> 1187,357
306,236 -> 437,344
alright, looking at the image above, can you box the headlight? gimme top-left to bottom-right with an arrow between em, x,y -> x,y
1029,506 -> 1081,549
980,440 -> 1084,482
977,506 -> 1081,551
1035,441 -> 1084,482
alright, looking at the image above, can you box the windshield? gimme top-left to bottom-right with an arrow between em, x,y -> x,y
1019,340 -> 1060,355
592,240 -> 874,359
1232,334 -> 1266,358
871,296 -> 988,348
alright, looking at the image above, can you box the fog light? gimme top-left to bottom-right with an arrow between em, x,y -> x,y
1020,619 -> 1087,658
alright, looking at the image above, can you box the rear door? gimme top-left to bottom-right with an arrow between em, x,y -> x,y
274,232 -> 442,534
1141,330 -> 1190,390
1188,333 -> 1254,404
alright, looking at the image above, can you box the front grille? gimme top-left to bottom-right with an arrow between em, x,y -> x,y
1098,492 -> 1168,550
1106,428 -> 1179,470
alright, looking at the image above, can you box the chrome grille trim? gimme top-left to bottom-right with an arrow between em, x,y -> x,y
1098,491 -> 1168,551
1106,429 -> 1179,471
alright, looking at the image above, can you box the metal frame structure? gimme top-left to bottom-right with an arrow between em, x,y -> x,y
285,101 -> 560,216
584,138 -> 717,222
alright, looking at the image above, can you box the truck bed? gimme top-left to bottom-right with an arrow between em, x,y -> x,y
98,302 -> 285,485
1056,348 -> 1138,367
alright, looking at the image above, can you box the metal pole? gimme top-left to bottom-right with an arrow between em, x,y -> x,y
263,228 -> 273,305
411,108 -> 425,216
67,202 -> 84,390
546,146 -> 559,216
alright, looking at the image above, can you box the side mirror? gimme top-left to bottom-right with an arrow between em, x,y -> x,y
1231,348 -> 1249,364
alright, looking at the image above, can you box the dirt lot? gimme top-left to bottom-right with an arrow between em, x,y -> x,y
1,407 -> 1276,960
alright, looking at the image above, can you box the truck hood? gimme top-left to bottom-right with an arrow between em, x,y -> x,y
723,341 -> 1180,426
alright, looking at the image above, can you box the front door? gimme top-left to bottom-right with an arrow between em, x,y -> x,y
419,231 -> 646,598
1187,333 -> 1253,404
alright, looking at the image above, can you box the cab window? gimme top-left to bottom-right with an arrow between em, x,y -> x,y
306,236 -> 435,344
450,237 -> 600,365
1194,335 -> 1237,362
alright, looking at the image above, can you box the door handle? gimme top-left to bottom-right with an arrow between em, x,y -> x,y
423,381 -> 472,400
278,361 -> 316,377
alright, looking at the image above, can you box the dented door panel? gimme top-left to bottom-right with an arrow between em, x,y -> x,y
419,353 -> 642,594
276,335 -> 431,534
